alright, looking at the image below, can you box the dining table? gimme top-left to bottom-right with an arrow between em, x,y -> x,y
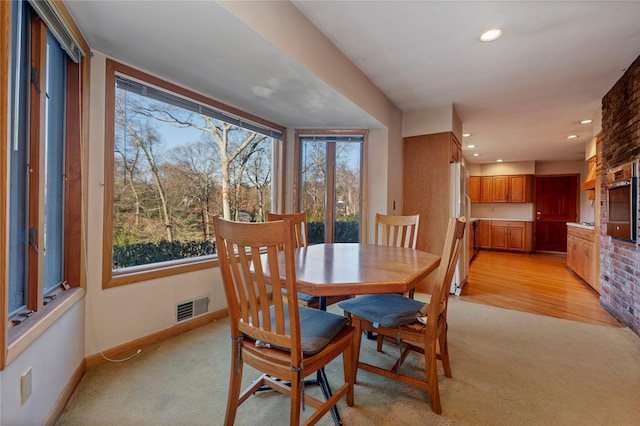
267,242 -> 441,310
262,242 -> 441,425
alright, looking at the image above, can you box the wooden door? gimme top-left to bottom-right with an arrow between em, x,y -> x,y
535,175 -> 578,252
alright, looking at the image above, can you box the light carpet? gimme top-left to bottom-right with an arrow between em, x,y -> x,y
56,298 -> 640,425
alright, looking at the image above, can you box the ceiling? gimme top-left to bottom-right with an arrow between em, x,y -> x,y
64,1 -> 640,164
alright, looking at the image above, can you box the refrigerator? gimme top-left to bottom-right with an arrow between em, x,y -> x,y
450,162 -> 470,295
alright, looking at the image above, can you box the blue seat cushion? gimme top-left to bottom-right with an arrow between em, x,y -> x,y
260,305 -> 348,355
281,289 -> 319,304
339,294 -> 427,327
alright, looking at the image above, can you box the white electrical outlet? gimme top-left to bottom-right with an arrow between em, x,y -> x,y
21,368 -> 32,404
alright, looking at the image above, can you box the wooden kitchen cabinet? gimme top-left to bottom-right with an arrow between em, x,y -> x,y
475,174 -> 533,203
567,225 -> 596,289
508,175 -> 534,202
469,176 -> 480,203
480,177 -> 493,203
492,176 -> 509,202
489,221 -> 533,252
468,220 -> 476,261
403,131 -> 459,292
477,220 -> 492,248
450,134 -> 462,163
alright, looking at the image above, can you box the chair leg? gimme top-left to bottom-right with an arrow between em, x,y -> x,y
289,370 -> 302,425
224,345 -> 243,426
439,324 -> 452,378
376,333 -> 384,352
352,317 -> 364,384
343,334 -> 355,407
425,341 -> 442,415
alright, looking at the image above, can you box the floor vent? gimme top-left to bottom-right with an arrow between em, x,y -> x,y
176,295 -> 210,323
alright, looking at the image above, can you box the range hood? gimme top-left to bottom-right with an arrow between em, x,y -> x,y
582,157 -> 596,190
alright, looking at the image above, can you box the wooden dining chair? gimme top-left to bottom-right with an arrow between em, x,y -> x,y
373,213 -> 421,349
374,213 -> 420,249
266,212 -> 350,309
213,215 -> 355,425
339,216 -> 466,415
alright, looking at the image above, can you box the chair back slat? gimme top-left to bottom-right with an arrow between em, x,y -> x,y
266,212 -> 309,248
375,213 -> 420,249
214,216 -> 300,354
425,217 -> 466,336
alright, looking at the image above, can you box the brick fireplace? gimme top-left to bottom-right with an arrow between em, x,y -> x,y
600,54 -> 640,336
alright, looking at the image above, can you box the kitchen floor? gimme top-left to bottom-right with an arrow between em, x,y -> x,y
461,250 -> 621,327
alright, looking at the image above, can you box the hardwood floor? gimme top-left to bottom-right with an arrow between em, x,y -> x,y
460,250 -> 621,327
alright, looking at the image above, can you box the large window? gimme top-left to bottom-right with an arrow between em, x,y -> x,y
6,1 -> 84,336
104,61 -> 284,288
296,131 -> 366,243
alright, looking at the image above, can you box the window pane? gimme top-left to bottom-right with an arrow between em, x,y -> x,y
8,1 -> 29,315
43,31 -> 66,294
112,77 -> 275,270
334,141 -> 361,243
301,141 -> 327,244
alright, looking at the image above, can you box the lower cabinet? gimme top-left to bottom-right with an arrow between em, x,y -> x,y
491,221 -> 530,251
478,220 -> 533,252
477,220 -> 492,248
567,226 -> 596,289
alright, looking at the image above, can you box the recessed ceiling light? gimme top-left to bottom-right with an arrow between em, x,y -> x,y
496,159 -> 503,163
580,119 -> 592,124
480,29 -> 503,42
473,153 -> 480,157
467,144 -> 475,149
567,134 -> 578,139
463,133 -> 471,137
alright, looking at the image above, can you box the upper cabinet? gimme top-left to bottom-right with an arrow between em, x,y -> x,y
469,176 -> 481,203
470,174 -> 533,203
479,176 -> 494,202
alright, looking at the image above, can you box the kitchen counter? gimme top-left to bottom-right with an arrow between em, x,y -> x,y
471,217 -> 532,222
567,222 -> 596,231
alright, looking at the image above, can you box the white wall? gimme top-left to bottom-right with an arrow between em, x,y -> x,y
1,300 -> 85,425
222,1 -> 405,239
84,52 -> 225,356
402,104 -> 462,141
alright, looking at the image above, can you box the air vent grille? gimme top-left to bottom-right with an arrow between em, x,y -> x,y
176,295 -> 210,323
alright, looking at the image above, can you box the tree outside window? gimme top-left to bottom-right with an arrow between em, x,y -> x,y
104,62 -> 283,286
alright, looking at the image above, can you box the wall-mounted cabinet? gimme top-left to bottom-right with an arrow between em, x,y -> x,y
469,176 -> 481,203
471,175 -> 534,203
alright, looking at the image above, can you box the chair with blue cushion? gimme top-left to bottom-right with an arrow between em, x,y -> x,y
373,213 -> 421,349
339,216 -> 466,415
214,215 -> 355,425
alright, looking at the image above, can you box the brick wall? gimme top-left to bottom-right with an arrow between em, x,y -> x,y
600,54 -> 640,336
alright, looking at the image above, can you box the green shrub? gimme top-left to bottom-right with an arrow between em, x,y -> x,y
113,240 -> 217,269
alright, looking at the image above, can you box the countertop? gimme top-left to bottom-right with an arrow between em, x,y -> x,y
470,218 -> 533,222
567,222 -> 596,230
